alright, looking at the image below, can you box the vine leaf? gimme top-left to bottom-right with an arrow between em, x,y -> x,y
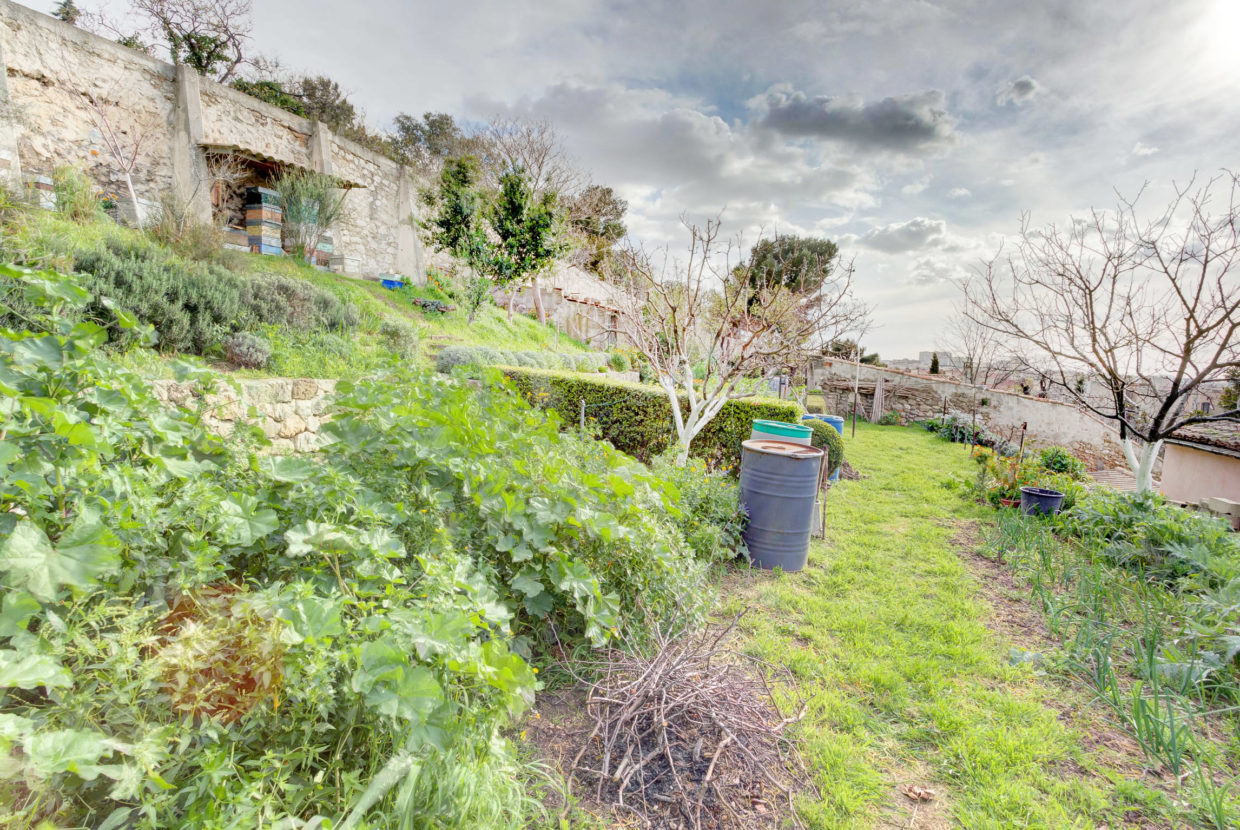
0,514 -> 121,602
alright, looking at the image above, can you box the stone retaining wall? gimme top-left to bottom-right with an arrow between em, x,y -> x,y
810,358 -> 1128,469
152,377 -> 335,452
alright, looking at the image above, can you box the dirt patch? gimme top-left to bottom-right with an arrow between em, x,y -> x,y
838,459 -> 867,481
950,520 -> 1058,651
875,765 -> 953,829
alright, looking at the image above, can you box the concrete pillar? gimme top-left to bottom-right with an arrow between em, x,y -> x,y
0,36 -> 23,190
395,168 -> 423,281
171,65 -> 211,223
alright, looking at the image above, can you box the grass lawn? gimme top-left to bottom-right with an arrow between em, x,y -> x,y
720,422 -> 1177,828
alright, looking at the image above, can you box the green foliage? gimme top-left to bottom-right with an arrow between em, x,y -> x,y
0,263 -> 712,827
929,352 -> 940,374
378,318 -> 418,360
1058,489 -> 1240,585
743,234 -> 840,295
436,345 -> 608,374
66,238 -> 356,354
420,157 -> 492,323
222,330 -> 271,368
919,413 -> 1018,456
388,111 -> 469,167
806,419 -> 845,476
272,169 -> 348,260
488,166 -> 565,293
52,166 -> 99,223
231,78 -> 307,116
607,351 -> 629,372
649,454 -> 748,562
53,0 -> 81,24
1038,445 -> 1087,478
501,366 -> 804,467
1220,368 -> 1240,411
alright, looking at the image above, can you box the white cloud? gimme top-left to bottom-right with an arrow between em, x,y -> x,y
1131,141 -> 1160,157
947,187 -> 972,198
856,217 -> 948,253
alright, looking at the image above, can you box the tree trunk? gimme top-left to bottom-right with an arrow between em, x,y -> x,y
1122,437 -> 1163,495
124,172 -> 143,227
506,289 -> 516,322
532,276 -> 546,325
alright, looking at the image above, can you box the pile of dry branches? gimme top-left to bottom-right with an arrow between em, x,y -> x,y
564,614 -> 814,829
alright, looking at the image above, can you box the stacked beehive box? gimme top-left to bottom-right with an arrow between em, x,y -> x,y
313,231 -> 333,269
245,187 -> 283,256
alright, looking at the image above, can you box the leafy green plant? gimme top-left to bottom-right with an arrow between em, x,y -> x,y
0,262 -> 724,827
501,365 -> 804,467
222,330 -> 271,368
1038,445 -> 1087,479
806,419 -> 845,476
52,165 -> 100,223
649,453 -> 748,562
272,169 -> 348,261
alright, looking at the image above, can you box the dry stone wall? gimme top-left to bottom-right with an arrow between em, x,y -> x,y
152,377 -> 336,453
0,0 -> 428,278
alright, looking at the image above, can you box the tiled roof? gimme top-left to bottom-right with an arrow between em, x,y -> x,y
1169,419 -> 1240,453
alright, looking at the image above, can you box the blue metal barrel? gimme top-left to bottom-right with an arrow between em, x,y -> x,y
739,439 -> 825,571
801,414 -> 845,481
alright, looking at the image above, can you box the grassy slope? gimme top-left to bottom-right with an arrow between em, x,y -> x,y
4,210 -> 588,377
721,423 -> 1173,828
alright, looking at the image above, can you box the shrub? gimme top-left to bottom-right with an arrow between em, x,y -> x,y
434,345 -> 611,375
147,189 -> 222,260
379,318 -> 418,359
806,419 -> 845,476
1038,445 -> 1087,479
1058,489 -> 1240,584
608,351 -> 629,372
52,165 -> 99,222
0,263 -> 715,827
66,239 -> 356,354
650,453 -> 748,562
222,331 -> 271,368
878,410 -> 900,426
501,366 -> 805,467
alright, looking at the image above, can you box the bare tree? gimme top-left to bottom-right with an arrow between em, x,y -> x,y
83,90 -> 155,226
964,172 -> 1240,492
616,216 -> 869,466
937,311 -> 1016,388
475,116 -> 585,198
130,0 -> 252,82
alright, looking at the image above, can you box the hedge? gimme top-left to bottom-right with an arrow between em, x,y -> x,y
437,345 -> 611,374
501,366 -> 805,467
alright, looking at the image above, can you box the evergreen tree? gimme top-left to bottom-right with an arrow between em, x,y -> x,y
53,0 -> 81,24
929,352 -> 941,374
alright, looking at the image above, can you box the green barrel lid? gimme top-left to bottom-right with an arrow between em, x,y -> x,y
751,418 -> 812,439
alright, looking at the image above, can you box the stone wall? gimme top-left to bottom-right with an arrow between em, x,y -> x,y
152,377 -> 335,453
811,358 -> 1128,469
0,0 -> 429,278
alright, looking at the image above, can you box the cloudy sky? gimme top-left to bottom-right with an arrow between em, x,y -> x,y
59,0 -> 1240,356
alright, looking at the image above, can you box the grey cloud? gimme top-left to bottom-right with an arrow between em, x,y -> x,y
857,217 -> 947,253
996,75 -> 1042,106
753,88 -> 955,154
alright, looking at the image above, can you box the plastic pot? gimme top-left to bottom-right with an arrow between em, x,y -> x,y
1019,486 -> 1065,516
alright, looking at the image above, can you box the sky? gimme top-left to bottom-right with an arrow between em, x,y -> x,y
53,0 -> 1240,357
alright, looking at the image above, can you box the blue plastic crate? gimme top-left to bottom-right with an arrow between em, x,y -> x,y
381,278 -> 404,290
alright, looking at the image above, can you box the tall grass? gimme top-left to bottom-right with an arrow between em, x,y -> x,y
985,510 -> 1240,827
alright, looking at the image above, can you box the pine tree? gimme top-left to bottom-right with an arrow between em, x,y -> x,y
929,352 -> 941,374
53,0 -> 81,24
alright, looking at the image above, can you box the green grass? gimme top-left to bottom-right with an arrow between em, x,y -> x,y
722,423 -> 1176,828
2,208 -> 590,378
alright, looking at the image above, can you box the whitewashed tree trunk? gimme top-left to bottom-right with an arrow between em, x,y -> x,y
1121,437 -> 1163,495
506,289 -> 516,322
531,275 -> 546,325
123,172 -> 143,227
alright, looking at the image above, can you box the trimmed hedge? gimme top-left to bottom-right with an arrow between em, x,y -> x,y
806,419 -> 845,476
502,366 -> 805,467
437,345 -> 611,374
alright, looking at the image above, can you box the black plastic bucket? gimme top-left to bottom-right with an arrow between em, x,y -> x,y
1019,486 -> 1065,516
739,439 -> 825,571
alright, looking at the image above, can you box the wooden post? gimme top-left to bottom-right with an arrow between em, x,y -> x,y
851,349 -> 861,438
579,398 -> 586,432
